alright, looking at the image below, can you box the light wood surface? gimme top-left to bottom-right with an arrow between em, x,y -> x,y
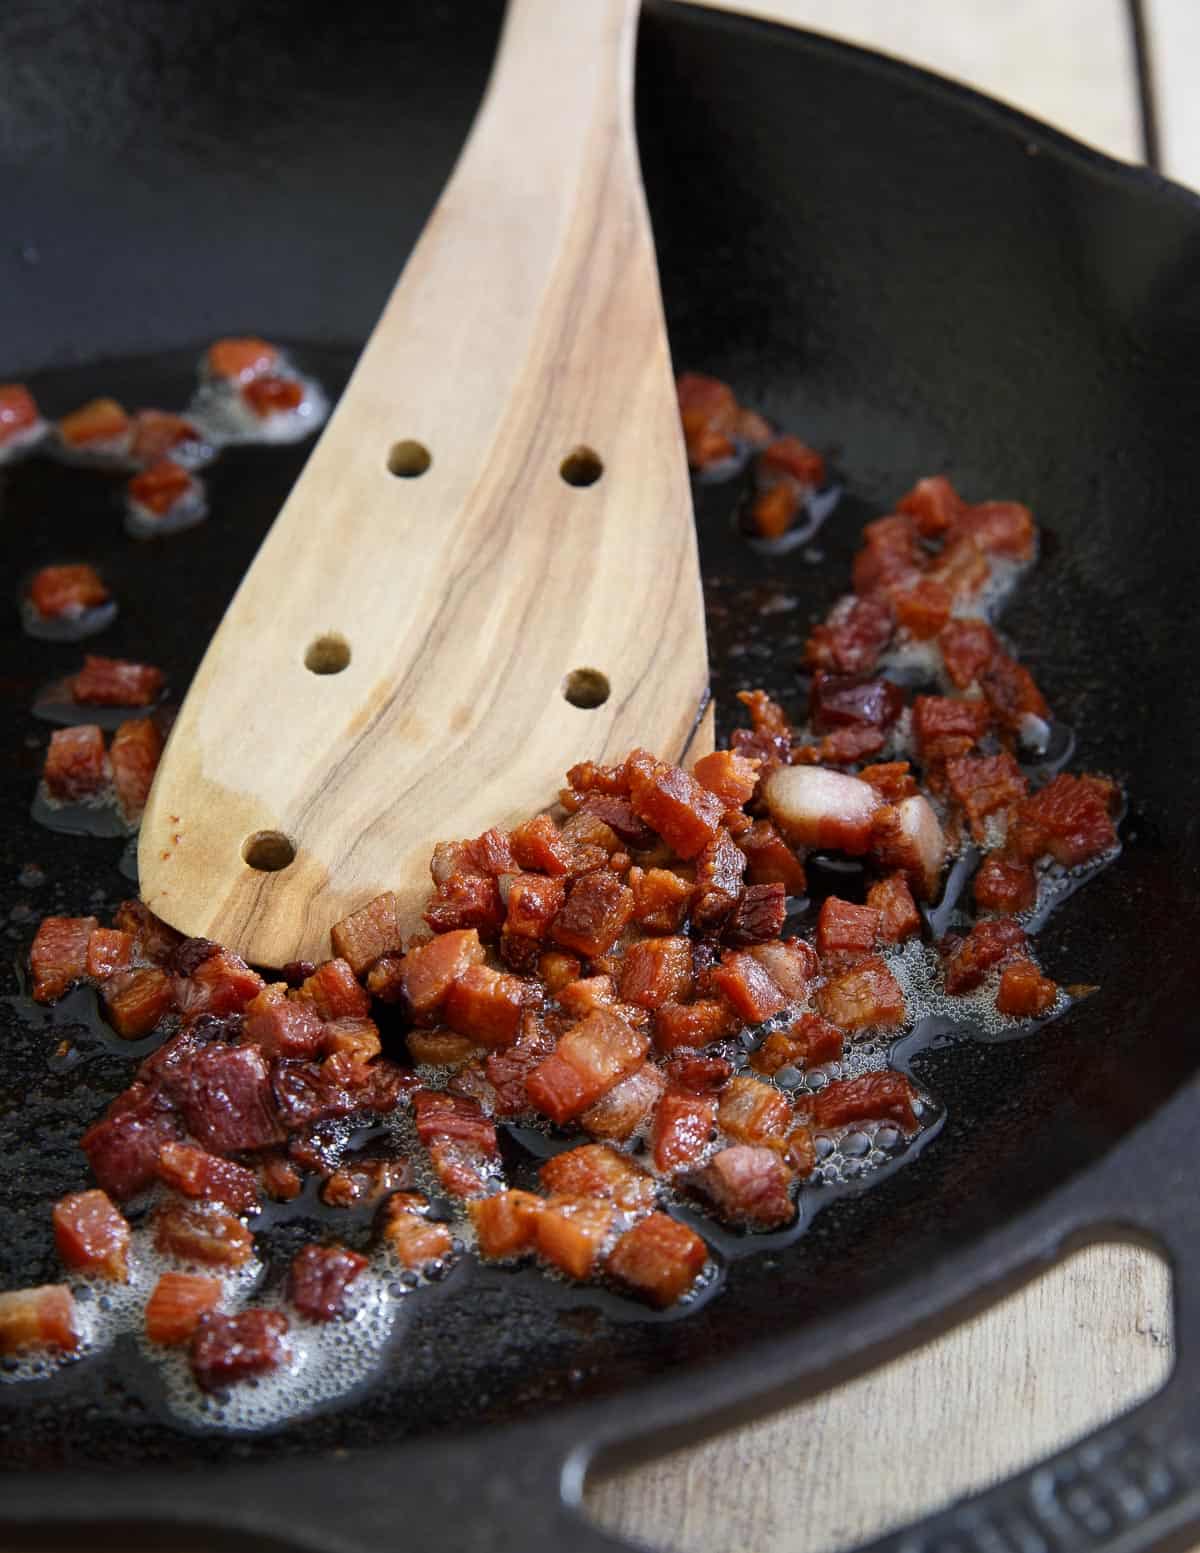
139,0 -> 710,967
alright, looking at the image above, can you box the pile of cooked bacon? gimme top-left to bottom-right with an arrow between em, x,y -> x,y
2,477 -> 1120,1393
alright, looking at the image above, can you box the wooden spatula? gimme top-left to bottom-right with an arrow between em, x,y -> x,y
139,0 -> 710,968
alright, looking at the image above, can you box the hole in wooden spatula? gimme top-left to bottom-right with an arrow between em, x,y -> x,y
560,446 -> 603,486
563,668 -> 610,708
242,831 -> 296,872
304,633 -> 350,674
387,440 -> 431,477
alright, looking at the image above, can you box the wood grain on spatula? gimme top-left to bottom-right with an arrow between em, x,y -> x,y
139,0 -> 710,968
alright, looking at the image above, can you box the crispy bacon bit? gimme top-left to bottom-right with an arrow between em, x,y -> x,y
424,872 -> 503,937
693,749 -> 761,809
412,1090 -> 499,1197
981,653 -> 1050,735
58,397 -> 130,448
860,762 -> 919,802
289,1243 -> 368,1320
628,758 -> 725,860
960,500 -> 1036,560
81,1093 -> 182,1201
651,1086 -> 718,1172
760,434 -> 824,487
174,945 -> 264,1020
941,917 -> 1028,994
927,532 -> 989,598
144,1273 -> 221,1345
526,1008 -> 650,1123
330,892 -> 402,975
172,1043 -> 281,1152
113,900 -> 183,964
577,794 -> 654,848
0,1285 -> 79,1354
190,1309 -> 289,1392
939,619 -> 999,689
110,717 -> 164,821
129,409 -> 201,464
944,753 -> 1028,841
676,371 -> 738,468
557,975 -> 616,1019
738,820 -> 806,895
765,766 -> 880,855
974,854 -> 1037,914
750,1013 -> 844,1075
469,1189 -> 544,1259
260,1154 -> 303,1202
243,375 -> 304,417
241,985 -> 324,1060
540,1144 -> 656,1213
549,870 -> 634,959
725,882 -> 787,947
711,950 -> 787,1023
503,873 -> 566,943
628,866 -> 693,934
805,595 -> 893,675
747,478 -> 800,541
157,1142 -> 260,1214
43,724 -> 109,801
664,1053 -> 733,1092
620,936 -> 694,1009
870,794 -> 947,900
1008,773 -> 1119,866
692,1144 -> 794,1228
70,655 -> 165,707
995,959 -> 1059,1017
738,688 -> 792,738
852,514 -> 921,597
103,966 -> 175,1038
892,579 -> 952,639
0,382 -> 40,443
296,958 -> 371,1021
206,336 -> 278,382
691,832 -> 747,930
154,1201 -> 254,1268
510,814 -> 574,875
897,474 -> 965,537
53,1189 -> 130,1279
444,964 -> 533,1047
810,673 -> 904,734
866,874 -> 921,942
407,1028 -> 478,1067
535,1195 -> 614,1280
912,695 -> 991,765
29,563 -> 110,620
817,897 -> 881,960
652,999 -> 736,1054
607,1213 -> 708,1308
85,926 -> 135,981
30,914 -> 97,1002
580,1062 -> 666,1140
717,1075 -> 794,1146
813,1072 -> 920,1133
379,1194 -> 455,1268
817,955 -> 906,1030
127,458 -> 195,516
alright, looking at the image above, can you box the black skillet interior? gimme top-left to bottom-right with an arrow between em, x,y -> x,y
2,0 -> 1200,1492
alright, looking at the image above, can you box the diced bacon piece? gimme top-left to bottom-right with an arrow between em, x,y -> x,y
206,336 -> 278,382
43,724 -> 109,801
444,964 -> 533,1047
294,958 -> 370,1021
70,655 -> 164,708
746,481 -> 800,541
465,1192 -> 548,1267
710,949 -> 787,1023
927,532 -> 989,598
53,1189 -> 130,1279
0,1285 -> 79,1354
960,500 -> 1036,560
942,917 -> 1028,994
898,474 -> 965,537
58,397 -> 130,448
81,1092 -> 182,1201
537,952 -> 582,994
325,1052 -> 413,1115
112,899 -> 182,964
379,1194 -> 455,1268
190,1309 -> 289,1391
870,794 -> 947,901
810,673 -> 904,734
653,998 -> 738,1053
738,407 -> 773,446
716,1075 -> 794,1146
549,871 -> 634,959
693,749 -> 761,810
891,579 -> 952,639
242,985 -> 324,1060
813,1072 -> 920,1132
144,1273 -> 221,1345
154,1201 -> 254,1268
817,896 -> 881,960
510,813 -> 573,875
30,914 -> 98,1002
750,1013 -> 844,1075
288,1243 -> 368,1321
557,975 -> 616,1019
852,515 -> 921,597
535,1195 -> 615,1280
620,936 -> 694,1009
793,724 -> 890,768
607,1212 -> 708,1308
28,563 -> 110,620
174,943 -> 265,1019
424,872 -> 503,937
981,653 -> 1050,736
102,966 -> 175,1038
676,371 -> 738,468
526,1009 -> 649,1123
329,892 -> 401,975
463,826 -> 517,876
736,826 -> 804,903
1008,773 -> 1119,866
503,873 -> 566,941
127,458 -> 195,516
912,695 -> 991,765
485,1020 -> 555,1116
0,382 -> 39,443
86,926 -> 135,981
867,874 -> 921,941
974,854 -> 1037,914
939,619 -> 999,690
665,1050 -> 732,1092
725,882 -> 787,947
540,1143 -> 656,1212
817,955 -> 906,1030
628,760 -> 725,860
391,929 -> 486,1021
692,1145 -> 794,1228
577,794 -> 654,848
805,595 -> 893,675
690,831 -> 747,929
748,938 -> 817,1001
580,1062 -> 665,1140
157,1142 -> 260,1214
860,762 -> 919,801
945,753 -> 1028,841
765,766 -> 880,855
651,1086 -> 718,1172
760,434 -> 824,486
738,688 -> 792,737
558,809 -> 621,870
261,1155 -> 303,1202
412,1089 -> 499,1155
407,1029 -> 479,1067
565,756 -> 635,800
173,1043 -> 281,1152
110,717 -> 163,820
628,867 -> 693,934
996,959 -> 1059,1017
242,375 -> 303,417
129,409 -> 201,464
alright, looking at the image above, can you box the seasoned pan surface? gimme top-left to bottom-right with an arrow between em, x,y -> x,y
2,0 -> 1200,1476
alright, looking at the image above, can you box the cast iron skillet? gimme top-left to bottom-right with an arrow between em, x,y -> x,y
3,2 -> 1200,1549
